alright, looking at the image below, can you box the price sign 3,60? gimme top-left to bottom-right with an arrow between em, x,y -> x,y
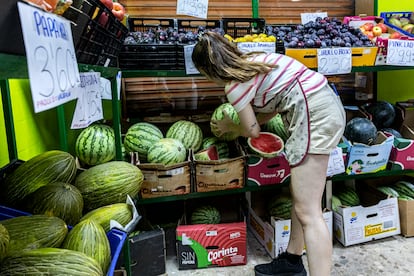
18,2 -> 80,113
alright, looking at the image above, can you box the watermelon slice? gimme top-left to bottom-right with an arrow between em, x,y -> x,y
247,132 -> 284,158
194,145 -> 219,161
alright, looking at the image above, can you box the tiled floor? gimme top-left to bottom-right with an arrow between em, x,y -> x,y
165,230 -> 414,275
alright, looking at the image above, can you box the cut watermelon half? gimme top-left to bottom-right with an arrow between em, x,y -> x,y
194,145 -> 219,161
247,132 -> 284,158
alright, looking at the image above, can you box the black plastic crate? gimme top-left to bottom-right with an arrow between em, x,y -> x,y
62,0 -> 128,67
222,18 -> 266,38
177,19 -> 222,33
128,17 -> 176,32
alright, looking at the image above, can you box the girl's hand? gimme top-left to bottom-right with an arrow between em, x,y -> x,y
210,111 -> 238,137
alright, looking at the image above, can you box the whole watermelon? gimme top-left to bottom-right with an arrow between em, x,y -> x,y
363,101 -> 396,129
191,206 -> 221,224
166,120 -> 203,151
2,150 -> 77,208
124,122 -> 164,162
74,161 -> 144,212
210,103 -> 240,141
25,182 -> 84,226
344,117 -> 377,145
75,124 -> 116,166
147,138 -> 187,165
267,195 -> 292,219
264,113 -> 289,142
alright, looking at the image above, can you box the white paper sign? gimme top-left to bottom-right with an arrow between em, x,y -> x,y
317,47 -> 352,75
301,12 -> 328,24
386,39 -> 414,66
184,44 -> 200,75
326,146 -> 345,177
237,42 -> 276,53
18,2 -> 80,113
100,77 -> 112,100
176,0 -> 208,19
71,72 -> 103,129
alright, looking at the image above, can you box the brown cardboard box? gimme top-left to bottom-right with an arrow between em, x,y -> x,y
398,199 -> 414,237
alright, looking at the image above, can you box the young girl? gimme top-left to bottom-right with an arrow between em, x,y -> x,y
192,32 -> 346,276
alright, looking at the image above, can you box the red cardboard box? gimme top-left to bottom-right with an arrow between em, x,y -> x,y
176,221 -> 247,269
246,153 -> 290,186
389,137 -> 414,170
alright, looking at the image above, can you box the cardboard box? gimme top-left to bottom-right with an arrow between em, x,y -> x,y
398,101 -> 414,139
398,198 -> 414,237
285,47 -> 378,68
133,151 -> 192,198
246,191 -> 332,258
117,228 -> 166,276
193,143 -> 246,192
388,137 -> 414,170
374,28 -> 414,65
333,197 -> 400,246
344,132 -> 394,175
246,153 -> 290,186
176,206 -> 247,269
270,211 -> 333,257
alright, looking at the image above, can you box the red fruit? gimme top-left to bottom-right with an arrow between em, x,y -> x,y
362,22 -> 374,32
98,12 -> 109,27
112,2 -> 125,21
390,32 -> 402,39
99,0 -> 113,10
377,22 -> 388,33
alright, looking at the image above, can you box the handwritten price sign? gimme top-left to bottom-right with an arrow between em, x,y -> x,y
317,47 -> 352,75
71,72 -> 103,129
176,0 -> 208,19
386,39 -> 414,66
18,2 -> 80,113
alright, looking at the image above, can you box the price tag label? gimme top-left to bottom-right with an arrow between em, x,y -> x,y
184,44 -> 200,75
71,72 -> 103,129
237,42 -> 276,53
100,77 -> 112,100
176,0 -> 208,19
386,39 -> 414,66
301,12 -> 328,24
18,2 -> 80,113
317,47 -> 352,75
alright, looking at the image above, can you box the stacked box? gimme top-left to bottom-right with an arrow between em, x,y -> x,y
381,12 -> 414,38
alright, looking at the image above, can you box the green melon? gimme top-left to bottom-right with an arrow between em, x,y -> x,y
124,122 -> 164,162
1,215 -> 68,256
0,224 -> 9,262
74,161 -> 144,212
191,206 -> 221,224
62,219 -> 111,274
75,124 -> 116,166
335,187 -> 360,207
2,150 -> 77,208
147,138 -> 187,165
0,248 -> 103,276
25,182 -> 84,226
80,203 -> 133,232
210,103 -> 240,141
166,120 -> 203,151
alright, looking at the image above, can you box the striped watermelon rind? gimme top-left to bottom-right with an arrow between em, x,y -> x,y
267,196 -> 292,219
124,122 -> 164,162
264,113 -> 289,142
166,120 -> 203,151
191,206 -> 221,224
147,138 -> 187,165
75,124 -> 116,166
335,187 -> 360,207
210,103 -> 240,141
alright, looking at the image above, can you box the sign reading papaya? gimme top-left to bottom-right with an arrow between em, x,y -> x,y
17,2 -> 80,113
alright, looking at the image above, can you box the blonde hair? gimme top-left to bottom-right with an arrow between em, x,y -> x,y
192,32 -> 278,83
